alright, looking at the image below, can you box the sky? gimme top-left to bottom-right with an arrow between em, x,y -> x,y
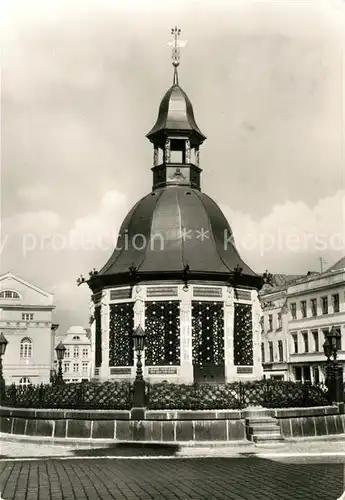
1,0 -> 345,333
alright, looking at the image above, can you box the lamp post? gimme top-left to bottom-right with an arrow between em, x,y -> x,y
0,332 -> 8,403
131,325 -> 146,419
323,327 -> 343,404
55,341 -> 66,385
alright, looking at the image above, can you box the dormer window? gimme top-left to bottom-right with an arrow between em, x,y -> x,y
0,290 -> 20,299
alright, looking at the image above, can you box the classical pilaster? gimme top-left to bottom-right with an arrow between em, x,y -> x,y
224,286 -> 236,382
179,286 -> 193,384
133,285 -> 146,375
100,289 -> 110,379
195,146 -> 200,166
252,289 -> 263,380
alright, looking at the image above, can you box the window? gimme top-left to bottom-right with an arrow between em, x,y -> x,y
261,343 -> 265,363
302,331 -> 309,353
82,362 -> 88,373
63,362 -> 70,373
22,313 -> 34,321
82,348 -> 89,359
73,347 -> 79,359
290,303 -> 297,320
20,337 -> 32,358
268,314 -> 273,331
269,341 -> 273,362
0,290 -> 20,299
312,330 -> 319,352
292,333 -> 298,353
278,340 -> 284,361
300,301 -> 307,318
277,312 -> 282,330
321,296 -> 328,315
19,377 -> 31,387
332,294 -> 340,313
72,379 -> 79,382
294,366 -> 302,381
72,336 -> 80,340
310,299 -> 317,317
64,349 -> 70,359
334,327 -> 342,351
73,363 -> 79,373
313,367 -> 320,384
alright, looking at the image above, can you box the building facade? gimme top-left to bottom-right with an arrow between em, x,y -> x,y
84,30 -> 264,385
0,272 -> 57,386
287,260 -> 345,383
54,326 -> 92,383
260,260 -> 345,383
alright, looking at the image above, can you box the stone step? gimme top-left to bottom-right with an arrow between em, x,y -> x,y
252,434 -> 284,443
247,426 -> 281,435
245,417 -> 277,425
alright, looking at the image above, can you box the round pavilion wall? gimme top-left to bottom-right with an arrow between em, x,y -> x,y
91,283 -> 263,385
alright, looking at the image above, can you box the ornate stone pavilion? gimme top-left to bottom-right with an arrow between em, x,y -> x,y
84,28 -> 264,385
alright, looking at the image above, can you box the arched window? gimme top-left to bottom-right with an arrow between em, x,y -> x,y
19,377 -> 31,387
20,337 -> 33,359
72,336 -> 80,340
0,290 -> 20,299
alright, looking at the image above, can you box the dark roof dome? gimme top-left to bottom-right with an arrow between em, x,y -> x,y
146,84 -> 206,148
97,186 -> 258,285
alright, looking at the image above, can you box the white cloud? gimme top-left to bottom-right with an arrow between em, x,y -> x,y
220,189 -> 345,272
2,210 -> 61,236
68,190 -> 129,252
17,184 -> 52,203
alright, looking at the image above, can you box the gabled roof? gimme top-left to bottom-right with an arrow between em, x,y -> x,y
0,272 -> 53,298
326,256 -> 345,272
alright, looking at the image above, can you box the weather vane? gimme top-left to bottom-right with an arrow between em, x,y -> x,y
168,26 -> 187,85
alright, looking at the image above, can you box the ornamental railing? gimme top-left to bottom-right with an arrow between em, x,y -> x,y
0,379 -> 332,411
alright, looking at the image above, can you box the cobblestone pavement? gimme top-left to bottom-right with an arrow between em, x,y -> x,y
0,457 -> 344,500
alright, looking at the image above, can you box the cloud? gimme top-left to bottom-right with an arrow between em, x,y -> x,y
17,184 -> 52,203
221,189 -> 345,273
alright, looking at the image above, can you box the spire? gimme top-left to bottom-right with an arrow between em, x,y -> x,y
169,26 -> 187,86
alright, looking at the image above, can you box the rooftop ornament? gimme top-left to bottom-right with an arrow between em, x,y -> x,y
77,275 -> 86,286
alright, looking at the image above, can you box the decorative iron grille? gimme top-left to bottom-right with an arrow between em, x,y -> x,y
191,301 -> 224,366
145,301 -> 180,366
233,303 -> 253,365
94,306 -> 102,368
109,303 -> 134,366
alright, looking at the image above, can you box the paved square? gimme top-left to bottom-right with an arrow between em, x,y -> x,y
0,457 -> 344,499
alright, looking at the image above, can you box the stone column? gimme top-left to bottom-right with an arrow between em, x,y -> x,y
100,290 -> 109,380
133,285 -> 146,377
224,287 -> 236,382
195,146 -> 200,166
252,290 -> 263,380
179,287 -> 193,384
185,139 -> 191,164
89,298 -> 96,379
164,139 -> 171,163
153,147 -> 158,167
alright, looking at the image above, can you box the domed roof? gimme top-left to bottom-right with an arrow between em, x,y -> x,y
146,84 -> 206,148
98,185 -> 257,282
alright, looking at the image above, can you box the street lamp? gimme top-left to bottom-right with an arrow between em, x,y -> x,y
55,341 -> 66,385
131,325 -> 146,418
323,327 -> 343,404
0,332 -> 8,403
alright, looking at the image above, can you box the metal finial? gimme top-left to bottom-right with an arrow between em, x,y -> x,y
168,26 -> 187,85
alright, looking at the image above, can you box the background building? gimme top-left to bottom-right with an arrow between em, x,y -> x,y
260,275 -> 303,380
54,326 -> 92,383
260,258 -> 345,383
287,258 -> 345,383
0,272 -> 57,386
